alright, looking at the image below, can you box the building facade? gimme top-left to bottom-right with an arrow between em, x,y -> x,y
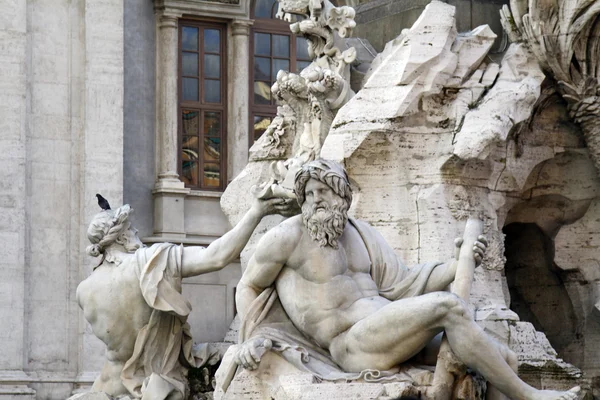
15,0 -> 600,399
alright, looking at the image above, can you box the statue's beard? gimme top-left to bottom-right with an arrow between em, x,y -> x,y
302,202 -> 349,249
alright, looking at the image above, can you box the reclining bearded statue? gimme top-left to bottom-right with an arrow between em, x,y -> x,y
218,159 -> 581,400
75,195 -> 293,400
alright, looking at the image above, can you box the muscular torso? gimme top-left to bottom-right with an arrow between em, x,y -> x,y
76,257 -> 152,364
275,218 -> 390,348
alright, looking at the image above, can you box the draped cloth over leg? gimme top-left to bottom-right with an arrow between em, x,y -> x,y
120,243 -> 217,400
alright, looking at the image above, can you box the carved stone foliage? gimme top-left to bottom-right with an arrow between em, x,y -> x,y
225,0 -> 358,225
500,0 -> 600,174
250,0 -> 357,167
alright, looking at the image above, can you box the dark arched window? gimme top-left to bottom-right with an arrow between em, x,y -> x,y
250,0 -> 311,144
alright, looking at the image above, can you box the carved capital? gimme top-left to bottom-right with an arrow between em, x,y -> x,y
156,12 -> 180,30
232,19 -> 254,36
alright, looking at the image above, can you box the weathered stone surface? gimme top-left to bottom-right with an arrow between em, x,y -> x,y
215,347 -> 431,400
67,393 -> 114,400
501,0 -> 600,176
320,0 -> 599,394
453,44 -> 545,161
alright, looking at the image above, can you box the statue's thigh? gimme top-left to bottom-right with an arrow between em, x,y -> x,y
331,294 -> 452,371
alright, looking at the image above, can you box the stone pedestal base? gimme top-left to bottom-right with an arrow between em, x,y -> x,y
152,183 -> 190,239
214,346 -> 486,400
0,387 -> 36,400
0,372 -> 35,400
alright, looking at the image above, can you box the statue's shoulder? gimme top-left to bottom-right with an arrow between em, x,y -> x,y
348,217 -> 374,233
277,215 -> 304,235
260,215 -> 303,247
348,218 -> 387,244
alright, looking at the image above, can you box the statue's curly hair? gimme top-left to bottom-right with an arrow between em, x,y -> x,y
294,159 -> 352,208
86,205 -> 133,257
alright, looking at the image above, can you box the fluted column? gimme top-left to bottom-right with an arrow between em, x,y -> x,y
152,10 -> 189,239
229,19 -> 254,181
155,12 -> 184,189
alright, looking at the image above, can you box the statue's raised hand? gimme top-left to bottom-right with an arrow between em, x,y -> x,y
252,195 -> 298,218
454,235 -> 487,267
235,338 -> 273,370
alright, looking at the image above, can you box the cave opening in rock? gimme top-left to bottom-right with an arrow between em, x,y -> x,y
503,222 -> 584,366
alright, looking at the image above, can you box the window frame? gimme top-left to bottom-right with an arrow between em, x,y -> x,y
178,19 -> 228,191
248,0 -> 312,147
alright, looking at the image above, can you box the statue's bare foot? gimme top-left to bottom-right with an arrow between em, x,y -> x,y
530,386 -> 580,400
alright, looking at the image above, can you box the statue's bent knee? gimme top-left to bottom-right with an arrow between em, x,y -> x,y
436,292 -> 470,320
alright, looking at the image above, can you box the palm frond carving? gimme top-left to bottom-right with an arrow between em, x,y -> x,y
501,0 -> 600,173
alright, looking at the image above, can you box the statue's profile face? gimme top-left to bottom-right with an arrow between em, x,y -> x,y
117,226 -> 143,253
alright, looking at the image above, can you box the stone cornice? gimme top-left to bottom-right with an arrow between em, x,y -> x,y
154,0 -> 248,19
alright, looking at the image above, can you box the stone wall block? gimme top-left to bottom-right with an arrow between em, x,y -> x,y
0,0 -> 27,377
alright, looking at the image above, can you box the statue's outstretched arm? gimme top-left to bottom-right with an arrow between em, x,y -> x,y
181,197 -> 293,278
235,221 -> 299,318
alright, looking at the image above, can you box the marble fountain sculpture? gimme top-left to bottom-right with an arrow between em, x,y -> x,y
70,197 -> 295,400
215,160 -> 581,400
218,0 -> 600,399
73,0 -> 600,398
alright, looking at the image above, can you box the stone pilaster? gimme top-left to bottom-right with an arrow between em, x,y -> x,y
152,10 -> 189,240
0,0 -> 33,397
228,19 -> 254,181
78,0 -> 126,392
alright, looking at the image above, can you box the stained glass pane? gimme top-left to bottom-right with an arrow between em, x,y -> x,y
182,52 -> 198,76
253,115 -> 272,141
182,110 -> 199,135
296,37 -> 310,60
254,0 -> 277,18
204,29 -> 220,53
204,54 -> 220,79
254,57 -> 270,80
204,137 -> 221,161
203,163 -> 221,187
255,33 -> 271,56
204,112 -> 221,137
183,78 -> 199,101
254,81 -> 271,104
182,27 -> 198,51
272,59 -> 290,79
273,35 -> 290,58
204,79 -> 221,103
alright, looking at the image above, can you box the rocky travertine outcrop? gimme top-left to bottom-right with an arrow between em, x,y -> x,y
501,0 -> 600,177
220,0 -> 599,397
322,0 -> 598,395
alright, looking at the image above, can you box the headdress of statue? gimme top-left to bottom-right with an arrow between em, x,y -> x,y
86,204 -> 135,260
294,159 -> 352,207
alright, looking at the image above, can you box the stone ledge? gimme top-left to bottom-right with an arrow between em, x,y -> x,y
142,235 -> 219,246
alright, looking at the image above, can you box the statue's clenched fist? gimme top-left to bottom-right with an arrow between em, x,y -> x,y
235,338 -> 273,370
454,235 -> 487,267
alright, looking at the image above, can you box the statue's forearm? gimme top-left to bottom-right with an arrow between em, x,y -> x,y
209,206 -> 263,265
181,206 -> 263,278
235,281 -> 260,319
424,259 -> 457,293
